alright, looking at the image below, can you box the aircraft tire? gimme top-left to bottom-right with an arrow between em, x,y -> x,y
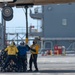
3,14 -> 13,21
2,6 -> 13,21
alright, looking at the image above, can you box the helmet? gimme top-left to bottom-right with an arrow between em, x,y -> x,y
20,41 -> 25,45
33,40 -> 37,44
10,42 -> 15,46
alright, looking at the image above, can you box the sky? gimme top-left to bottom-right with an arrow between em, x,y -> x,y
2,5 -> 42,34
0,5 -> 42,33
6,7 -> 35,27
6,6 -> 38,33
0,5 -> 42,44
0,5 -> 42,41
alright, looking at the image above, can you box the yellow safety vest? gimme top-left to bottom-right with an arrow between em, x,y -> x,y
5,46 -> 18,55
30,44 -> 40,54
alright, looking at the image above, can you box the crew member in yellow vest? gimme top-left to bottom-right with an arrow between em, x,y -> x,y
28,40 -> 40,72
3,42 -> 19,70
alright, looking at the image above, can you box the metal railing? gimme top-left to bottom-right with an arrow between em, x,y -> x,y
6,27 -> 26,33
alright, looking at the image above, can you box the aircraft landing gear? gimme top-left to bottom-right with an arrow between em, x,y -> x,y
2,6 -> 13,21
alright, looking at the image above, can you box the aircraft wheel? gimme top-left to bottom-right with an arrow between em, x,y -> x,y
2,6 -> 13,21
3,14 -> 13,21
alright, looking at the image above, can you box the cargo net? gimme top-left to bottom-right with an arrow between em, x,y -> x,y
0,50 -> 27,72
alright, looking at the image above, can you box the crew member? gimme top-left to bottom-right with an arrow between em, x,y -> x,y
28,40 -> 40,72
